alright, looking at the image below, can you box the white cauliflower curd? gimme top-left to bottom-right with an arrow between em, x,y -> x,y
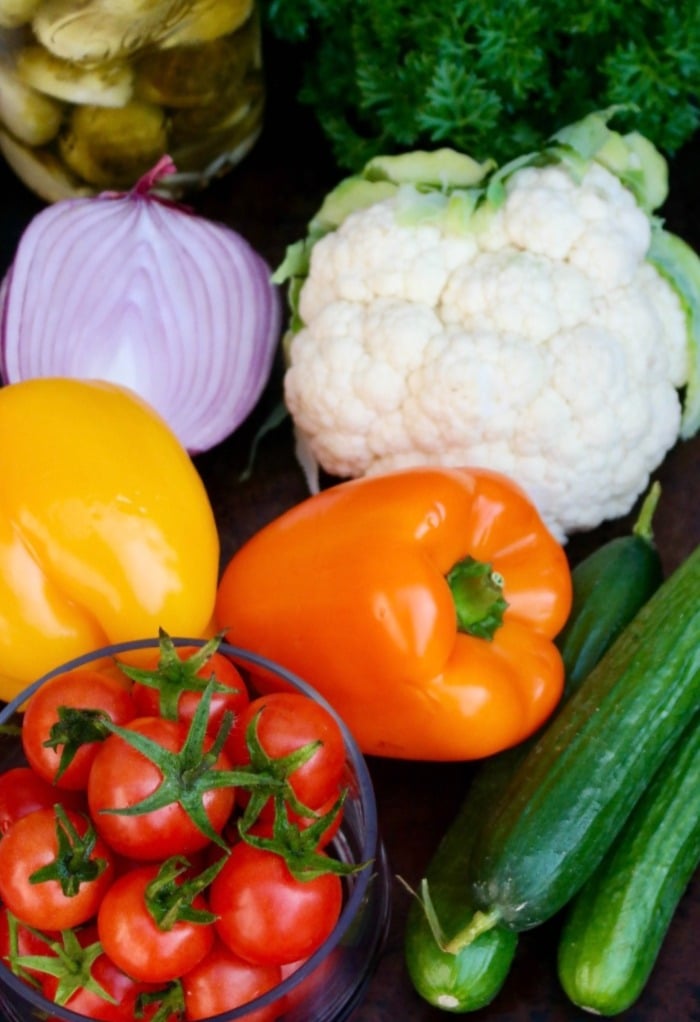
278,113 -> 700,539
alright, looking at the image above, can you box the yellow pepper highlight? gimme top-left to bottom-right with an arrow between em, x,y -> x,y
0,378 -> 219,701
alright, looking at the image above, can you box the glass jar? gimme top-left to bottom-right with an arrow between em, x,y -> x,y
0,0 -> 265,201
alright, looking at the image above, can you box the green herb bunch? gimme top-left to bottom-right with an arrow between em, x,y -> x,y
262,0 -> 700,170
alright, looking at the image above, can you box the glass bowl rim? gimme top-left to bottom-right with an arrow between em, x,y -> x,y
0,637 -> 384,1022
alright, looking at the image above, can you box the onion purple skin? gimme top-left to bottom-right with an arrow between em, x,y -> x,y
0,158 -> 282,455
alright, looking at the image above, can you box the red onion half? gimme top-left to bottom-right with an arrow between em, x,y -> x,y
0,158 -> 281,454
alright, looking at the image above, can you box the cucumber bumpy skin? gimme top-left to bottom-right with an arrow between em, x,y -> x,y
557,718 -> 700,1016
403,489 -> 664,1012
464,542 -> 700,938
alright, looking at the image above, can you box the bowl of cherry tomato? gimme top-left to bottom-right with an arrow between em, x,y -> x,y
0,634 -> 392,1022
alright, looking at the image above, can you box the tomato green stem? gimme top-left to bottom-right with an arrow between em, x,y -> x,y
12,928 -> 114,1006
44,707 -> 114,781
137,981 -> 185,1022
117,628 -> 237,721
29,805 -> 108,896
145,855 -> 224,930
100,682 -> 326,850
239,790 -> 363,881
237,707 -> 325,830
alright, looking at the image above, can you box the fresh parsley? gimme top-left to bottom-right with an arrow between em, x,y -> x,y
262,0 -> 700,169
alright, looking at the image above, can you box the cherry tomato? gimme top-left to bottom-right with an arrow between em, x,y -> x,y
227,692 -> 346,816
182,938 -> 282,1022
0,766 -> 86,836
39,926 -> 174,1022
97,863 -> 215,982
0,806 -> 115,929
0,906 -> 58,984
278,950 -> 339,1017
128,644 -> 249,737
22,668 -> 137,789
59,958 -> 170,1022
87,716 -> 236,860
209,841 -> 343,966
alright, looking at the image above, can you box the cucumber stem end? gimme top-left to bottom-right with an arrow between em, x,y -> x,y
443,908 -> 501,953
632,481 -> 661,543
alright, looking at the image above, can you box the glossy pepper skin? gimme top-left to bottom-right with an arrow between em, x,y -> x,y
216,467 -> 572,761
0,378 -> 219,701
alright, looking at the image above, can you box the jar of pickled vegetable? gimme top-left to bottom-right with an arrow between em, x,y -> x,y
0,0 -> 265,201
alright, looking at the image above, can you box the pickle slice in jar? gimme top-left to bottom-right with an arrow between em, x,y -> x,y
0,58 -> 63,146
58,100 -> 167,188
0,127 -> 93,200
16,45 -> 134,106
169,70 -> 263,141
106,0 -> 188,14
169,81 -> 264,175
134,33 -> 250,110
159,0 -> 253,47
0,0 -> 41,29
33,0 -> 191,64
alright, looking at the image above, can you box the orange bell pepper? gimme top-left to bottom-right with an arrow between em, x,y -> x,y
216,467 -> 572,761
0,378 -> 219,702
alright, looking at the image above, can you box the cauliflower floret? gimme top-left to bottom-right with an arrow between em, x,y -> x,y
499,164 -> 651,288
300,200 -> 478,319
441,250 -> 596,341
284,159 -> 692,540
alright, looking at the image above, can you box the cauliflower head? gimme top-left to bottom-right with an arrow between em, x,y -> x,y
280,115 -> 699,540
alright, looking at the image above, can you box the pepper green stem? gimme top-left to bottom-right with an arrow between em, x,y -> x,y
446,556 -> 509,640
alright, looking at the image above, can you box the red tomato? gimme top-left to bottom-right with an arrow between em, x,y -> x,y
59,959 -> 170,1022
0,806 -> 115,929
182,938 -> 282,1022
128,644 -> 249,737
109,846 -> 211,880
227,692 -> 346,816
21,668 -> 137,789
278,950 -> 339,1017
87,716 -> 236,860
209,841 -> 343,966
0,906 -> 57,984
97,863 -> 215,982
0,766 -> 86,836
39,926 -> 174,1022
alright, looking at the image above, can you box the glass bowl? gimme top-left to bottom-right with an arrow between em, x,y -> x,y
0,638 -> 392,1022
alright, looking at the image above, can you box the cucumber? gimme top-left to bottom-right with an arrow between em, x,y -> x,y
464,542 -> 700,939
556,483 -> 663,691
557,718 -> 700,1016
403,497 -> 664,1012
404,754 -> 519,1012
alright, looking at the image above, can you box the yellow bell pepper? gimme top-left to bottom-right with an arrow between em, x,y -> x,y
0,378 -> 219,701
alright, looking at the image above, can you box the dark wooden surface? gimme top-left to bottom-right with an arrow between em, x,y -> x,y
1,36 -> 699,1022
